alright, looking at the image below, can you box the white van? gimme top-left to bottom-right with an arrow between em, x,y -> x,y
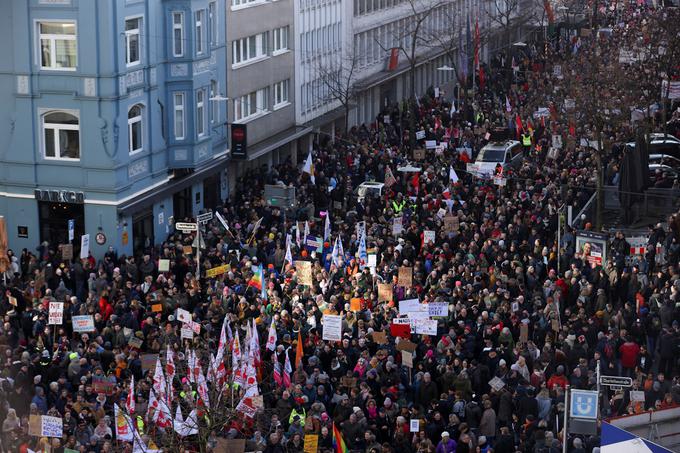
473,140 -> 523,176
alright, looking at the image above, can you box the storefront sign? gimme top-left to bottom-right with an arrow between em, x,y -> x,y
18,226 -> 28,238
34,190 -> 85,204
95,232 -> 106,245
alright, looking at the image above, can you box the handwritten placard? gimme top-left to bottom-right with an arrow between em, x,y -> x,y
206,264 -> 229,278
402,350 -> 413,368
41,415 -> 63,438
428,302 -> 448,318
423,230 -> 435,244
296,260 -> 313,286
72,315 -> 95,332
350,298 -> 362,312
48,302 -> 64,325
158,259 -> 170,272
304,434 -> 319,453
128,336 -> 143,349
378,283 -> 393,302
322,314 -> 342,342
409,418 -> 420,432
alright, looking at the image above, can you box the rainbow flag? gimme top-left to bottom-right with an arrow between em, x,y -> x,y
332,422 -> 349,453
248,264 -> 263,291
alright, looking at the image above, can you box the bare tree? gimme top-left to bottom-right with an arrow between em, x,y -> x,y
376,0 -> 446,148
316,49 -> 360,132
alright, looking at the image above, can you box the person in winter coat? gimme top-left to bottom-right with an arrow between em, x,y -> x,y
436,431 -> 457,453
619,336 -> 640,377
478,399 -> 496,442
418,372 -> 440,409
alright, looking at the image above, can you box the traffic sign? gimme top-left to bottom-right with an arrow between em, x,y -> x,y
570,389 -> 598,420
599,375 -> 632,387
175,222 -> 198,232
197,212 -> 213,223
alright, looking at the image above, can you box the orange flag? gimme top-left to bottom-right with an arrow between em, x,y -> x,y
295,331 -> 304,369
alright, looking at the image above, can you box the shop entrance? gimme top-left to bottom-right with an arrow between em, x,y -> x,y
132,212 -> 154,255
203,173 -> 221,212
173,187 -> 192,222
38,201 -> 84,251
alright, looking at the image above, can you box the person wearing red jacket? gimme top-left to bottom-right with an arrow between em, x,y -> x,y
98,292 -> 113,322
547,365 -> 568,391
619,337 -> 641,377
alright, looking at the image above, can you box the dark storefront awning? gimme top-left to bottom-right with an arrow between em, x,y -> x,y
118,154 -> 229,216
247,125 -> 312,161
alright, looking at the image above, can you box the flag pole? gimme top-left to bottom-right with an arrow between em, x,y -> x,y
563,386 -> 569,453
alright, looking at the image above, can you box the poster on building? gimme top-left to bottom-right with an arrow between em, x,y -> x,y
72,315 -> 95,332
322,314 -> 342,341
80,234 -> 90,259
48,302 -> 64,325
576,231 -> 609,267
296,261 -> 313,286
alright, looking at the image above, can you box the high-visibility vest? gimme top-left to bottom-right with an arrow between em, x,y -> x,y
289,408 -> 306,427
136,416 -> 144,433
522,134 -> 532,146
392,200 -> 405,213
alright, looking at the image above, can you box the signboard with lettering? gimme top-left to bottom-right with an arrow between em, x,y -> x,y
72,315 -> 95,332
322,314 -> 342,342
428,302 -> 448,318
398,266 -> 412,287
48,302 -> 64,325
34,190 -> 84,204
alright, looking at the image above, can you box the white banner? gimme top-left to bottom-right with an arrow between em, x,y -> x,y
428,302 -> 448,318
322,314 -> 342,342
72,315 -> 95,332
80,234 -> 90,259
48,302 -> 64,325
413,319 -> 438,335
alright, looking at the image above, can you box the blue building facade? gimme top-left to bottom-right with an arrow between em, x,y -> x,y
0,0 -> 228,259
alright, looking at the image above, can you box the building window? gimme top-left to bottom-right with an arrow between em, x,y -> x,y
273,26 -> 289,54
172,12 -> 184,57
42,111 -> 80,160
128,104 -> 143,154
125,17 -> 141,66
232,0 -> 264,7
232,32 -> 267,66
38,22 -> 77,70
195,10 -> 204,55
234,88 -> 268,122
209,2 -> 217,46
210,80 -> 218,123
274,79 -> 289,108
174,93 -> 185,139
196,89 -> 206,137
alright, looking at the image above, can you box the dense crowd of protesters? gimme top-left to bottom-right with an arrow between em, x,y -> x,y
1,3 -> 680,453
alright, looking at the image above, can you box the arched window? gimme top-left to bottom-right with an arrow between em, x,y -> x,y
128,104 -> 143,153
42,111 -> 80,160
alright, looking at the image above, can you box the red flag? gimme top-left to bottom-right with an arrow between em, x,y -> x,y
474,18 -> 480,71
411,173 -> 420,192
294,330 -> 304,369
569,120 -> 576,137
479,66 -> 486,91
515,114 -> 524,138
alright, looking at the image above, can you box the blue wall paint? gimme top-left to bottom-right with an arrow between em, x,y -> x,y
0,0 -> 228,258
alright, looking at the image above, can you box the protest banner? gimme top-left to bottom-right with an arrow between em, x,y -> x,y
423,230 -> 435,244
176,308 -> 191,323
398,266 -> 412,287
428,302 -> 448,318
322,314 -> 342,341
205,264 -> 229,278
402,350 -> 414,368
414,319 -> 438,335
377,283 -> 393,302
72,315 -> 95,332
304,434 -> 319,453
296,260 -> 313,286
48,302 -> 64,325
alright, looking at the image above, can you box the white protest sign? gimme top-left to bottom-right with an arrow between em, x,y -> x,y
80,234 -> 90,259
367,254 -> 377,268
410,419 -> 420,432
425,140 -> 437,149
392,216 -> 403,236
399,299 -> 429,319
428,302 -> 448,318
176,308 -> 191,323
322,314 -> 342,342
489,376 -> 506,392
181,325 -> 194,340
415,130 -> 426,140
630,390 -> 645,402
423,230 -> 435,244
402,350 -> 413,368
48,302 -> 64,325
158,259 -> 170,272
72,315 -> 95,332
41,415 -> 63,438
414,319 -> 438,335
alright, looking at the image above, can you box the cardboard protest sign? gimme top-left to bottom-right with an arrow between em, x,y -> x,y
29,415 -> 42,436
378,283 -> 393,302
176,308 -> 191,323
181,325 -> 194,340
519,323 -> 529,343
216,439 -> 245,453
60,243 -> 73,260
93,375 -> 117,395
392,216 -> 403,236
152,304 -> 163,313
141,354 -> 158,373
371,331 -> 388,344
128,336 -> 143,349
398,266 -> 412,287
72,315 -> 95,332
395,338 -> 417,352
322,314 -> 342,342
414,319 -> 438,336
48,302 -> 64,325
402,350 -> 414,368
443,215 -> 459,232
183,245 -> 193,255
340,376 -> 358,388
296,260 -> 313,286
489,376 -> 506,392
409,419 -> 420,432
390,319 -> 411,338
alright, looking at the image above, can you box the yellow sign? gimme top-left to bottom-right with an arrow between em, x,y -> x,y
303,434 -> 318,453
206,264 -> 230,278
